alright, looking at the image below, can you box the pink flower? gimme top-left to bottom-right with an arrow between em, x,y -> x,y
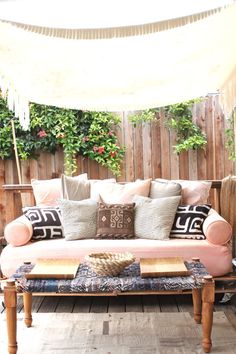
108,131 -> 113,136
82,136 -> 90,142
98,146 -> 105,154
93,146 -> 98,152
110,151 -> 117,157
37,130 -> 47,138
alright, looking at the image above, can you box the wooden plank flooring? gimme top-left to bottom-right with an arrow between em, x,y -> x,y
1,293 -> 236,316
1,293 -> 236,354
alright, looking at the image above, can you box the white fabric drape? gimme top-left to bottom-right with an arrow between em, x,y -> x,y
0,0 -> 236,128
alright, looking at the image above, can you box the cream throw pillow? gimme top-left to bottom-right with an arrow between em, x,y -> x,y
61,173 -> 90,200
32,173 -> 87,206
59,198 -> 97,240
150,180 -> 181,198
97,179 -> 152,204
134,195 -> 181,240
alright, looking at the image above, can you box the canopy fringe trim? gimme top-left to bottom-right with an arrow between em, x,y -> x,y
1,6 -> 225,39
0,76 -> 30,130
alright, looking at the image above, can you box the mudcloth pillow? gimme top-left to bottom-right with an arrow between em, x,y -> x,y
23,206 -> 63,240
96,202 -> 135,239
170,204 -> 211,240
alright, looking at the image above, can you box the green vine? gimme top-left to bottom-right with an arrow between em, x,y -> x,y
128,108 -> 159,126
128,100 -> 207,153
225,111 -> 236,160
0,96 -> 125,176
165,100 -> 207,154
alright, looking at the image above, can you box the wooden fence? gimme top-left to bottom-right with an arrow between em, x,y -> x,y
0,95 -> 235,235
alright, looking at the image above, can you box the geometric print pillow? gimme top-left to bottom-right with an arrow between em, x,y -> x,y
170,204 -> 211,240
23,206 -> 63,240
96,202 -> 135,239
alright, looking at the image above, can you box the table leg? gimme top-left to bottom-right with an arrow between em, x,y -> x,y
23,292 -> 33,327
3,280 -> 18,354
201,275 -> 215,353
192,288 -> 202,324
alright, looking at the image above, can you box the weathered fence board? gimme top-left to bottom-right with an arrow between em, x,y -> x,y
0,96 -> 235,235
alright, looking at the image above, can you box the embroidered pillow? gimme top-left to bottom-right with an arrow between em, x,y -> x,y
23,206 -> 63,240
96,202 -> 135,239
59,199 -> 97,240
133,195 -> 181,240
170,204 -> 211,240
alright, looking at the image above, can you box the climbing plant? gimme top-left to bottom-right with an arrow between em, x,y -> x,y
0,96 -> 125,176
225,110 -> 236,161
128,99 -> 207,153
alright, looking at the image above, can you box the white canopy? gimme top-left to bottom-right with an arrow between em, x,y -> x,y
0,0 -> 236,129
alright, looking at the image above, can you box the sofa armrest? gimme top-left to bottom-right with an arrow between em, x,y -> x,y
202,208 -> 232,245
4,215 -> 33,246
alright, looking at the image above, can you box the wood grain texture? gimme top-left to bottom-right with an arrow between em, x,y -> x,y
140,257 -> 190,277
0,96 -> 235,236
25,259 -> 80,279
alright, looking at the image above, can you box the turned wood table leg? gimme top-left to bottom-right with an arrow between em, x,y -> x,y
201,275 -> 215,353
3,280 -> 18,354
192,288 -> 202,324
23,292 -> 33,327
191,257 -> 202,324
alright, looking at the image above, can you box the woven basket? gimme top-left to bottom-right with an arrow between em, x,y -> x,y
85,252 -> 135,276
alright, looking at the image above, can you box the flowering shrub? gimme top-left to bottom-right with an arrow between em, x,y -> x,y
79,111 -> 125,176
0,96 -> 125,176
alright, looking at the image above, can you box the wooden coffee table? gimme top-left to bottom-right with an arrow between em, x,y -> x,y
3,257 -> 215,354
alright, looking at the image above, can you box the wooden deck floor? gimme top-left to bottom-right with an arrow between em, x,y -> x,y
1,293 -> 236,319
1,293 -> 236,354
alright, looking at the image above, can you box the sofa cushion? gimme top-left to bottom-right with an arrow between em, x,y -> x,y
1,237 -> 232,278
176,180 -> 212,205
150,180 -> 181,198
134,195 -> 181,240
203,208 -> 232,245
23,206 -> 63,240
96,202 -> 135,239
170,204 -> 211,240
89,179 -> 117,201
4,215 -> 33,246
155,179 -> 212,205
31,173 -> 88,206
61,173 -> 90,200
59,199 -> 97,240
96,179 -> 152,204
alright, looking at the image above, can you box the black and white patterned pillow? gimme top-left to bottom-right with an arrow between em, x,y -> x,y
23,206 -> 63,240
170,204 -> 211,240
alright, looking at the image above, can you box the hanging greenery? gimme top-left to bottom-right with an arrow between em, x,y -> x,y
128,108 -> 159,126
164,100 -> 207,154
128,99 -> 207,153
225,110 -> 236,160
0,96 -> 125,176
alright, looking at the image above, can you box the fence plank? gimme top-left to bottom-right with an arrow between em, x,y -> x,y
0,96 -> 236,234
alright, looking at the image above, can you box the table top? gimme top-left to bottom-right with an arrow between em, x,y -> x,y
12,261 -> 209,294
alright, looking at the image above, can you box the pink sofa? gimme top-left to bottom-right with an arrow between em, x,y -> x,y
0,208 -> 232,278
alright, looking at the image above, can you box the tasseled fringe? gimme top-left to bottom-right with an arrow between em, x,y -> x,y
2,5 -> 226,40
0,75 -> 30,130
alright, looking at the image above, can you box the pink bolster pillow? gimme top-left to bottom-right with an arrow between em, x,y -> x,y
203,209 -> 232,245
4,215 -> 33,246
